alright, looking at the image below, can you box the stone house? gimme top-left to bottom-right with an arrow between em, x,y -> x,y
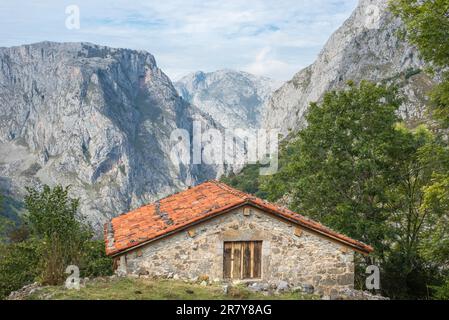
104,181 -> 372,295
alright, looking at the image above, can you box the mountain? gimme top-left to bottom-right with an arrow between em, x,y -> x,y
0,42 -> 223,228
175,70 -> 277,129
263,0 -> 436,137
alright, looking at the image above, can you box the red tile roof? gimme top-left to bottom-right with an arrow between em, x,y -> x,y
104,180 -> 373,256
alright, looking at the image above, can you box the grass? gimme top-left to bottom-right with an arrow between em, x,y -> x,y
27,277 -> 319,300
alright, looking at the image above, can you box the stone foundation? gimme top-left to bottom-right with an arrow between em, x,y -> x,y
116,206 -> 355,295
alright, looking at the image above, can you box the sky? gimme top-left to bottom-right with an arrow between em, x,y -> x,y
0,0 -> 358,81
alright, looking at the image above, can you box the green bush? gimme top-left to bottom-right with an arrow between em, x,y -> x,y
0,240 -> 40,299
220,163 -> 268,198
0,236 -> 113,299
25,185 -> 92,285
0,185 -> 115,299
80,240 -> 113,278
432,278 -> 449,300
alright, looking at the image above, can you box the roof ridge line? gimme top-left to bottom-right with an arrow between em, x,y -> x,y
211,181 -> 302,216
212,180 -> 293,212
211,180 -> 250,200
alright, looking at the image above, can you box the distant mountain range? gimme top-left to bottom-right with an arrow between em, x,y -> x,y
175,70 -> 278,129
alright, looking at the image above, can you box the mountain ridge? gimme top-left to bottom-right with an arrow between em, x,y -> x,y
262,0 -> 435,137
175,69 -> 277,129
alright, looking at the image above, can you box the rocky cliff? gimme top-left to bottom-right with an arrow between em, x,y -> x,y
262,0 -> 435,137
0,42 -> 221,228
175,70 -> 277,129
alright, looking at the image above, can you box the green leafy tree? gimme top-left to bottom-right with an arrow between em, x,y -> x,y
419,163 -> 449,299
380,125 -> 448,298
263,81 -> 401,260
261,81 -> 449,298
0,185 -> 113,298
390,1 -> 449,297
24,185 -> 92,285
417,146 -> 449,267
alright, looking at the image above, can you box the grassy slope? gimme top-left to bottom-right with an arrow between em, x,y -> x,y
28,278 -> 318,300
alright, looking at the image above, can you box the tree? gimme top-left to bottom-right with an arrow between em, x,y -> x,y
390,0 -> 449,126
380,125 -> 448,298
0,185 -> 113,298
391,1 -> 449,297
421,175 -> 449,299
263,81 -> 401,260
24,185 -> 91,285
415,140 -> 449,264
261,81 -> 449,298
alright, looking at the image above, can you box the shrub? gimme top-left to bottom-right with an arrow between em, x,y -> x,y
0,185 -> 114,298
80,240 -> 113,278
0,240 -> 40,299
25,185 -> 92,285
432,278 -> 449,300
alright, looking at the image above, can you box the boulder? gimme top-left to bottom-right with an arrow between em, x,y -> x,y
302,284 -> 315,294
330,288 -> 389,300
248,282 -> 270,292
7,282 -> 43,300
276,280 -> 289,292
137,268 -> 149,276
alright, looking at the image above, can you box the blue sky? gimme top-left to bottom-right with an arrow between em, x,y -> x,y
0,0 -> 358,80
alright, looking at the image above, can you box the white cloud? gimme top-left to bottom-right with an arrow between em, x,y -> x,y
245,47 -> 295,81
0,0 -> 359,81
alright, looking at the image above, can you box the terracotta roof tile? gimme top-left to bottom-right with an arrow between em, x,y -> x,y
104,180 -> 373,256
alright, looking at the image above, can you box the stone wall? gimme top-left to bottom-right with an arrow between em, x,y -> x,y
117,206 -> 355,295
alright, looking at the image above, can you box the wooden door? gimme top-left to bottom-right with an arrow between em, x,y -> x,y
223,241 -> 262,279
